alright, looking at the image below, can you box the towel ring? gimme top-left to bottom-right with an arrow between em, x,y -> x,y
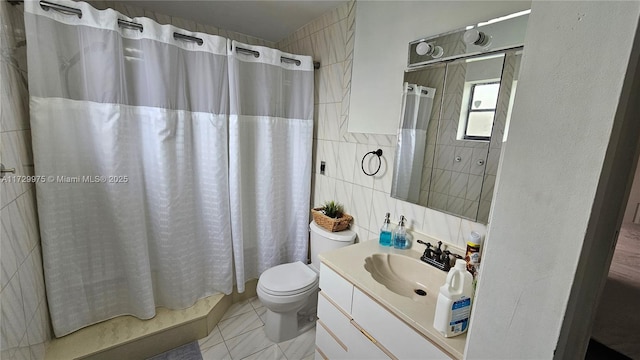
361,149 -> 383,176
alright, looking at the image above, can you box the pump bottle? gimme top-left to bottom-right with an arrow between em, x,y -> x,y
379,213 -> 393,246
392,215 -> 412,249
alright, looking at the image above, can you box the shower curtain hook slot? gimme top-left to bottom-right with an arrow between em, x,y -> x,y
118,19 -> 143,32
173,32 -> 203,46
361,149 -> 383,176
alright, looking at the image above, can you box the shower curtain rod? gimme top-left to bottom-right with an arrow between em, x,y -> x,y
10,0 -> 322,70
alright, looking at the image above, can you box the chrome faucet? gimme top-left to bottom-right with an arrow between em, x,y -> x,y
416,240 -> 462,272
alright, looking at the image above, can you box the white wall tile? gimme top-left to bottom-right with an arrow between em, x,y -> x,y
5,199 -> 29,267
423,208 -> 461,243
0,63 -> 29,133
1,273 -> 27,351
351,224 -> 373,243
349,184 -> 373,231
334,180 -> 354,213
18,252 -> 39,325
318,63 -> 344,103
313,174 -> 336,208
335,141 -> 356,183
368,190 -> 396,233
395,200 -> 426,231
318,103 -> 341,141
470,147 -> 488,176
466,174 -> 483,201
0,208 -> 17,291
18,188 -> 38,254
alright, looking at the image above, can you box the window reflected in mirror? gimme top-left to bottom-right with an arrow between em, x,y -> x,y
463,82 -> 500,140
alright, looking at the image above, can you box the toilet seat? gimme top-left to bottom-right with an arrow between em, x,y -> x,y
259,261 -> 318,296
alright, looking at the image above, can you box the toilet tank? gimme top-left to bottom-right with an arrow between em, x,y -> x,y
309,220 -> 356,272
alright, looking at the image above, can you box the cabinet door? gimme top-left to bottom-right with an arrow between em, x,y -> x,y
351,288 -> 451,359
319,263 -> 354,314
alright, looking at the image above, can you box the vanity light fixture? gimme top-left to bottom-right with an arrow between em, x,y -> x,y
463,29 -> 491,46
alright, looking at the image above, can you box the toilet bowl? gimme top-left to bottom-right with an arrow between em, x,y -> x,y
257,221 -> 356,342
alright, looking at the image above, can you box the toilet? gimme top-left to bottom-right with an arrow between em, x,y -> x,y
257,220 -> 356,342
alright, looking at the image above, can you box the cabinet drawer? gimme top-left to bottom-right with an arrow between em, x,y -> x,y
319,263 -> 353,314
348,319 -> 392,360
352,288 -> 450,359
317,292 -> 353,342
316,320 -> 349,359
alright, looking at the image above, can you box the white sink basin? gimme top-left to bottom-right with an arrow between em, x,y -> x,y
364,253 -> 441,303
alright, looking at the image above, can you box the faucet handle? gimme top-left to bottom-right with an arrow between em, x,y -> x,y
433,241 -> 443,258
416,240 -> 430,247
416,240 -> 433,259
442,251 -> 452,271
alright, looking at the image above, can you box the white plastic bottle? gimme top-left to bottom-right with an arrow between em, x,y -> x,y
433,259 -> 474,337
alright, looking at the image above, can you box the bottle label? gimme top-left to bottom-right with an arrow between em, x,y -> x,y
449,297 -> 471,334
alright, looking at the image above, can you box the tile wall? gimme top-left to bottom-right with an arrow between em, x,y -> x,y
277,1 -> 488,248
1,1 -> 51,359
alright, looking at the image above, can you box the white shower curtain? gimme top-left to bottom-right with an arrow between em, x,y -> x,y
25,1 -> 233,336
228,41 -> 314,291
392,83 -> 436,203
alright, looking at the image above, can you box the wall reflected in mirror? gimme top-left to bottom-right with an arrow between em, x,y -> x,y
391,50 -> 521,224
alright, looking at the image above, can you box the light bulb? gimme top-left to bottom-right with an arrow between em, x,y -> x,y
415,41 -> 433,56
463,29 -> 491,46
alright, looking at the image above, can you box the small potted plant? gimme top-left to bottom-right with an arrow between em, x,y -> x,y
312,200 -> 353,232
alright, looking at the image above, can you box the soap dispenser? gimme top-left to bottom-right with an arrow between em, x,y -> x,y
379,213 -> 393,246
393,215 -> 412,249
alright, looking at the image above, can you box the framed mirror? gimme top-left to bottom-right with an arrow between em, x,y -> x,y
391,50 -> 522,223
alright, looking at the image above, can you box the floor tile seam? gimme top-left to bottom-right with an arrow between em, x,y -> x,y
237,341 -> 281,360
220,307 -> 258,323
198,330 -> 224,351
276,343 -> 291,360
219,310 -> 263,342
221,301 -> 256,319
220,337 -> 233,360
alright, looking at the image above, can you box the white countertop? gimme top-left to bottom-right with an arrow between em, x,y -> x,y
319,239 -> 467,359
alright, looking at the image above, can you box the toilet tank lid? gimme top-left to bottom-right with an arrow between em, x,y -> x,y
309,221 -> 356,242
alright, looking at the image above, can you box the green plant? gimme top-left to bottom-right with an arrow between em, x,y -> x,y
321,200 -> 344,218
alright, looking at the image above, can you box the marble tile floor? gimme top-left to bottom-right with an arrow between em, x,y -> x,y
198,296 -> 316,360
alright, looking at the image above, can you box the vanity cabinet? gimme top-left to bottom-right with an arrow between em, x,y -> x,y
315,263 -> 451,360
